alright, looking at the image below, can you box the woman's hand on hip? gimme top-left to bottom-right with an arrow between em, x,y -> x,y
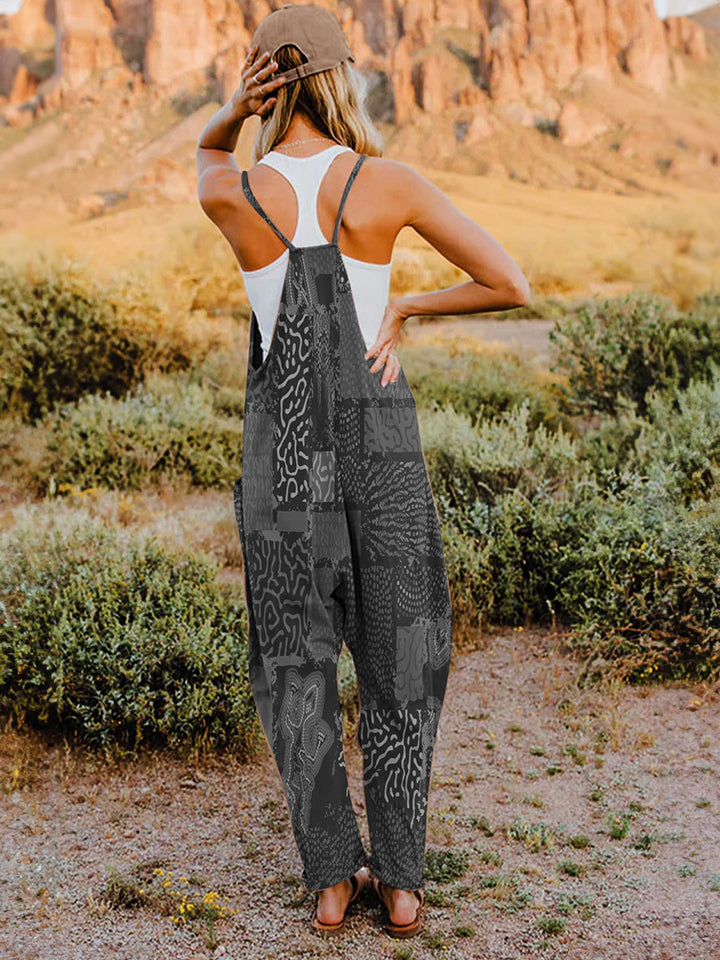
232,44 -> 286,120
364,302 -> 408,388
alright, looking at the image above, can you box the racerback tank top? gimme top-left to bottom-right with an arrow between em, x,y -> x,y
239,144 -> 392,359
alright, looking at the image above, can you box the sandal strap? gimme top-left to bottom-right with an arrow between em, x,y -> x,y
348,872 -> 360,903
375,878 -> 424,925
312,874 -> 363,932
377,879 -> 423,900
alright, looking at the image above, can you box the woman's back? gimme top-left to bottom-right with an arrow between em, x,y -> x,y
240,144 -> 392,358
201,141 -> 530,358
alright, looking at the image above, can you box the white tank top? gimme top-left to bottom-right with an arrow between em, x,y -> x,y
240,145 -> 392,359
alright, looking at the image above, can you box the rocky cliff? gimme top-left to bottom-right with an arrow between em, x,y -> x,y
0,0 -> 709,130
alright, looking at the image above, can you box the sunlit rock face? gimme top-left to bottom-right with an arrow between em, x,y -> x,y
0,0 -> 708,120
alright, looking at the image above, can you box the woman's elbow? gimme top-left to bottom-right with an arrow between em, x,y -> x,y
503,275 -> 531,308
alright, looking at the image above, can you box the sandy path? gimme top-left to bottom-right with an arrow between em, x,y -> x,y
1,628 -> 719,959
416,318 -> 556,356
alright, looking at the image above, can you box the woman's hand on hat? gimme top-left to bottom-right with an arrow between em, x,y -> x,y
364,302 -> 408,388
233,44 -> 286,120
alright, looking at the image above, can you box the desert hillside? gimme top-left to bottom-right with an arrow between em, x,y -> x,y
0,0 -> 719,306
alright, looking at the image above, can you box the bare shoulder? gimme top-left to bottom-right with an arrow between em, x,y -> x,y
355,155 -> 435,233
359,154 -> 422,192
358,156 -> 453,230
360,155 -> 420,183
360,156 -> 527,290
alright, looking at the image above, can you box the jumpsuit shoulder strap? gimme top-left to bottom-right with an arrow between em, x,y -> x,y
241,169 -> 296,251
331,154 -> 368,246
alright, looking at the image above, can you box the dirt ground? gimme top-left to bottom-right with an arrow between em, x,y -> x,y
1,627 -> 719,960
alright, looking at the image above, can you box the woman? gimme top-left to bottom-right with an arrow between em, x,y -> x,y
196,3 -> 529,940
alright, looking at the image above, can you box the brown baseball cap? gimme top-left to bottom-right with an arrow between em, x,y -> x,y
250,3 -> 356,86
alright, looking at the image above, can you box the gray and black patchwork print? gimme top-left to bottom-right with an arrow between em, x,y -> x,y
234,153 -> 452,892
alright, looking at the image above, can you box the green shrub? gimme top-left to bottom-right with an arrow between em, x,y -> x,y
419,393 -> 720,679
403,346 -> 566,431
182,342 -> 248,419
634,371 -> 720,503
439,521 -> 491,642
470,489 -> 569,627
0,518 -> 260,759
438,469 -> 720,681
573,400 -> 648,479
420,403 -> 594,630
686,289 -> 720,328
549,289 -> 720,417
423,848 -> 470,883
41,382 -> 243,493
421,401 -> 588,511
0,260 -> 198,422
579,365 -> 720,505
447,484 -> 599,629
557,475 -> 720,684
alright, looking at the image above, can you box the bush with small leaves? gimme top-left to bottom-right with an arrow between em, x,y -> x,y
40,383 -> 243,493
0,260 -> 200,423
0,517 -> 259,759
538,915 -> 566,935
404,346 -> 566,431
423,848 -> 470,883
548,288 -> 720,417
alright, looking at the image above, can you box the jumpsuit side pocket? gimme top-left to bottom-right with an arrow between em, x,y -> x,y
233,476 -> 276,749
233,477 -> 245,545
233,475 -> 251,617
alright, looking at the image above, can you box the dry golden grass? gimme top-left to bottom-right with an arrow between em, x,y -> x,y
49,176 -> 720,313
1,489 -> 241,576
2,112 -> 719,319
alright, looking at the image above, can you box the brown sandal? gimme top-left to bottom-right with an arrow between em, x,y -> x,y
372,875 -> 425,938
310,867 -> 369,936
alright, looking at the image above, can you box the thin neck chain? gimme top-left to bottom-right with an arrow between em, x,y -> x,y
274,136 -> 336,153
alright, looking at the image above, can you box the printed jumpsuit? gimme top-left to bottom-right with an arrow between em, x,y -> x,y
233,153 -> 453,892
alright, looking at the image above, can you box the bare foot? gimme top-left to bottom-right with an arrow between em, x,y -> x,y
315,867 -> 368,924
376,880 -> 421,926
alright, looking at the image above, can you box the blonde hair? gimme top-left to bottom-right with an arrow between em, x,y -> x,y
252,43 -> 384,163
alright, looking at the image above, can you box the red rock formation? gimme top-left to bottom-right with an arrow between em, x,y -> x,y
664,13 -> 708,61
145,0 -> 249,90
0,0 -> 711,125
0,0 -> 55,99
478,0 -> 707,103
557,100 -> 610,146
56,0 -> 131,90
390,35 -> 414,126
107,0 -> 153,43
